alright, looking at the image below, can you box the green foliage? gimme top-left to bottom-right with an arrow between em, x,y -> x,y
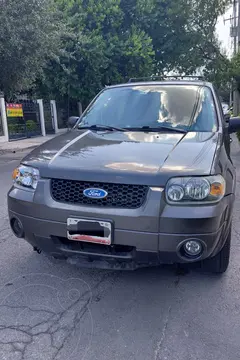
37,0 -> 230,106
8,123 -> 24,134
36,0 -> 155,107
7,120 -> 38,134
0,0 -> 232,106
120,0 -> 231,74
229,53 -> 240,93
0,0 -> 63,98
26,120 -> 38,132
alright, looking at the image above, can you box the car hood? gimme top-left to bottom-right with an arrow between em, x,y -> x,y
22,130 -> 219,186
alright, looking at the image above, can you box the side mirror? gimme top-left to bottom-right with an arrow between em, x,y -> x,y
67,116 -> 79,128
228,117 -> 240,134
224,113 -> 231,123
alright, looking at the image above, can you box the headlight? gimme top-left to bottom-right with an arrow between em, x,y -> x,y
12,165 -> 40,190
166,175 -> 225,204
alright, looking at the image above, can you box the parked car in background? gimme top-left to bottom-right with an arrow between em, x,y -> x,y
8,77 -> 240,274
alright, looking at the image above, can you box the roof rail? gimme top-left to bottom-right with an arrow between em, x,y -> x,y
128,75 -> 205,83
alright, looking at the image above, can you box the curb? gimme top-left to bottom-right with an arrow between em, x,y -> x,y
0,129 -> 68,156
0,145 -> 38,156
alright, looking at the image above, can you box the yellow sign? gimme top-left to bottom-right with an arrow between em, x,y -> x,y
7,103 -> 23,117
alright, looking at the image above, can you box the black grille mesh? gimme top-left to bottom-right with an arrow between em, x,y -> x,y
51,179 -> 148,209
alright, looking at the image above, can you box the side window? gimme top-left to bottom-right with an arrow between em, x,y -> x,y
190,87 -> 218,132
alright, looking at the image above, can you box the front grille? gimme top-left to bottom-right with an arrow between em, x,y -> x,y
51,179 -> 148,209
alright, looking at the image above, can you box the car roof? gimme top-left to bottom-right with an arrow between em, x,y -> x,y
106,80 -> 213,89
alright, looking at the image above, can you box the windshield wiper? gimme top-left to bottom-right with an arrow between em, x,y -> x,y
79,124 -> 187,134
125,126 -> 187,134
79,124 -> 125,132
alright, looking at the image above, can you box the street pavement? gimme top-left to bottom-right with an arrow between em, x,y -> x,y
0,139 -> 240,360
0,129 -> 67,155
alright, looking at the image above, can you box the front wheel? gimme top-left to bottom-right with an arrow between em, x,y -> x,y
201,227 -> 231,274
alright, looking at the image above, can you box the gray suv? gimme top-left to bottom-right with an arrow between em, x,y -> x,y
8,79 -> 240,273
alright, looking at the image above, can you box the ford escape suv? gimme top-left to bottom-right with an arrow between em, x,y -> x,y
8,78 -> 240,273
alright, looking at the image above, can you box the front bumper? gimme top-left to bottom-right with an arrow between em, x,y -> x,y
8,180 -> 234,269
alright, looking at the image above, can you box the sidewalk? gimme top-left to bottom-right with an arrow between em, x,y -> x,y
0,129 -> 67,155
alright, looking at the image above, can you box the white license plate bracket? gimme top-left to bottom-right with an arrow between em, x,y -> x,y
67,218 -> 112,245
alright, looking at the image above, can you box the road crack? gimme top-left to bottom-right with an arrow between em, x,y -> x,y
0,272 -> 116,359
154,306 -> 172,360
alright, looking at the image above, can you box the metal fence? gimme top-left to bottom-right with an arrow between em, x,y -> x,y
7,100 -> 42,141
43,101 -> 55,134
57,101 -> 79,129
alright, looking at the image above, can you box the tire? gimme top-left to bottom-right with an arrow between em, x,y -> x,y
201,227 -> 231,274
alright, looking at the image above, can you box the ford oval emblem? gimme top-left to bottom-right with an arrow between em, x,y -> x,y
83,188 -> 108,199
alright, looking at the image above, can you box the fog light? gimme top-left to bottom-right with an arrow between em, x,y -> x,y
183,240 -> 202,256
11,218 -> 24,238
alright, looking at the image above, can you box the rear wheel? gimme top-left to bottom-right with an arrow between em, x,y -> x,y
201,227 -> 231,274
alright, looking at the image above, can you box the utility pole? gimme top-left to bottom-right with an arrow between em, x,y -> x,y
233,0 -> 240,115
233,0 -> 238,115
225,0 -> 238,55
233,0 -> 237,55
238,0 -> 240,50
226,0 -> 240,114
224,1 -> 238,112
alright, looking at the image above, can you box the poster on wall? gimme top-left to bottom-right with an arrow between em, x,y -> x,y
6,104 -> 23,117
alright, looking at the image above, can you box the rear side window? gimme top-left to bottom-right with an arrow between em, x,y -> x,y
190,87 -> 217,132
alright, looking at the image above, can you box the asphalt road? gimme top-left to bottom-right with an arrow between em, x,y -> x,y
1,141 -> 240,360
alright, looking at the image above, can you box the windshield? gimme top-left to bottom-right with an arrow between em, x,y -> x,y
78,85 -> 218,132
